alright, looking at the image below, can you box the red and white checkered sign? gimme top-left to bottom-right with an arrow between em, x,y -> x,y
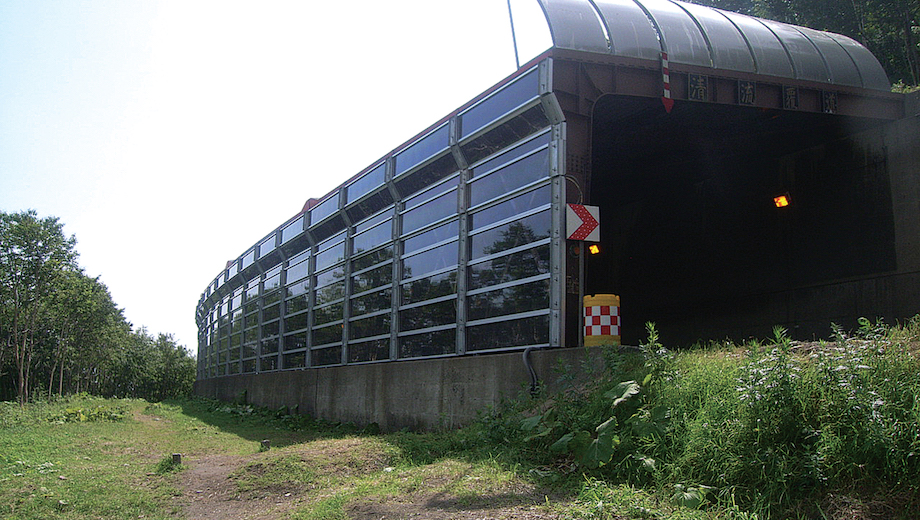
584,305 -> 620,337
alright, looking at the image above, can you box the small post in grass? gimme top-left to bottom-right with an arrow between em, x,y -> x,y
260,439 -> 271,451
172,453 -> 182,465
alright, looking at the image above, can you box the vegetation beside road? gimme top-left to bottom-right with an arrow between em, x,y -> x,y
2,317 -> 919,519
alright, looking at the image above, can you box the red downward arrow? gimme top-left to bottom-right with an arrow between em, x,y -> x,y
569,204 -> 598,240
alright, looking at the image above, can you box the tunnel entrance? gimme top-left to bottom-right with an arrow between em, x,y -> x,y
586,95 -> 896,346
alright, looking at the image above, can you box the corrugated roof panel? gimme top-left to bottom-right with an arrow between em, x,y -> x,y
635,0 -> 712,66
827,33 -> 891,90
539,0 -> 609,53
797,26 -> 863,87
749,20 -> 831,83
677,1 -> 755,72
718,10 -> 795,78
592,0 -> 661,61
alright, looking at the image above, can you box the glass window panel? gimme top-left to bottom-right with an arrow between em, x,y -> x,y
401,271 -> 457,305
262,303 -> 281,321
460,102 -> 550,164
350,313 -> 391,340
471,130 -> 551,178
286,279 -> 309,300
356,208 -> 394,233
285,311 -> 309,332
399,329 -> 455,358
403,220 -> 458,255
281,216 -> 304,243
218,350 -> 227,364
315,266 -> 346,288
346,163 -> 386,203
346,190 -> 394,229
401,189 -> 457,234
468,244 -> 550,290
264,273 -> 281,292
261,320 -> 279,337
284,351 -> 307,369
244,327 -> 258,344
242,249 -> 256,269
309,214 -> 346,243
289,249 -> 310,266
313,325 -> 342,347
349,339 -> 390,363
351,288 -> 391,316
244,300 -> 259,315
469,148 -> 549,207
228,262 -> 238,279
230,333 -> 241,348
404,176 -> 457,210
228,361 -> 240,374
242,359 -> 257,373
353,219 -> 392,255
400,300 -> 457,331
286,293 -> 308,313
243,343 -> 257,358
312,346 -> 342,366
265,264 -> 282,278
352,246 -> 394,272
352,263 -> 393,294
468,280 -> 550,321
263,290 -> 282,306
471,185 -> 551,231
311,193 -> 340,223
315,280 -> 345,306
395,124 -> 449,176
393,154 -> 458,198
261,337 -> 279,354
259,235 -> 276,257
314,301 -> 344,326
470,210 -> 551,260
284,331 -> 308,351
229,347 -> 240,361
286,260 -> 310,284
315,242 -> 345,272
461,67 -> 540,139
467,314 -> 549,351
260,356 -> 278,372
246,283 -> 259,299
402,241 -> 457,280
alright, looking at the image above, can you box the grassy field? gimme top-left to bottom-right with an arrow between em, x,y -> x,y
1,318 -> 918,519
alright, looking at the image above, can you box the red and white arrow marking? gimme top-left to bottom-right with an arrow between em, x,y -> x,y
566,204 -> 600,241
661,51 -> 674,113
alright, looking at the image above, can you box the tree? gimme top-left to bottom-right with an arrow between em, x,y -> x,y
0,210 -> 77,405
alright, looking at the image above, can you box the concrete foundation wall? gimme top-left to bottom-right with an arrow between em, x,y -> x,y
194,347 -> 597,431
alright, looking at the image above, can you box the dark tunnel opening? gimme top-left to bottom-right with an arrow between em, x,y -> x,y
586,95 -> 896,346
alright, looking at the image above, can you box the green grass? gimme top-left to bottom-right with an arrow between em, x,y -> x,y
2,318 -> 918,519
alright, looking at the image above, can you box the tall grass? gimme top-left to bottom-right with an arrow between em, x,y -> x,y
485,319 -> 920,519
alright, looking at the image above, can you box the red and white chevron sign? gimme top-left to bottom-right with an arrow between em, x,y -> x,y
566,204 -> 600,241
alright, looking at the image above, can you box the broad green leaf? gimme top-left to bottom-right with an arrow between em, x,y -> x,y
604,380 -> 641,407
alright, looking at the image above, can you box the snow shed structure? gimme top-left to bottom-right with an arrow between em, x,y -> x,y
195,0 -> 918,428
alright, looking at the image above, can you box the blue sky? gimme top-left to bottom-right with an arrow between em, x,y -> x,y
0,0 -> 551,352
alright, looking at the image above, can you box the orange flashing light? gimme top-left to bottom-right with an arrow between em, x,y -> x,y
588,244 -> 601,255
774,193 -> 791,208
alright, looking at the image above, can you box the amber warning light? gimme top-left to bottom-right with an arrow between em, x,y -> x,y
774,193 -> 791,208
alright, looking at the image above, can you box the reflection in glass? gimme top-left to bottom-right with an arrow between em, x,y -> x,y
243,343 -> 257,358
468,280 -> 550,321
403,220 -> 458,255
402,241 -> 457,280
286,293 -> 308,314
315,280 -> 345,306
242,359 -> 256,373
284,331 -> 307,351
261,337 -> 279,354
353,247 -> 393,272
353,219 -> 392,254
281,216 -> 304,243
471,211 -> 551,260
461,67 -> 539,139
260,356 -> 278,372
467,314 -> 549,351
315,243 -> 345,272
469,149 -> 549,207
468,245 -> 550,290
401,271 -> 457,305
286,260 -> 309,284
284,351 -> 307,369
311,193 -> 339,223
346,163 -> 386,203
313,301 -> 344,326
263,303 -> 280,322
399,329 -> 455,358
349,339 -> 390,363
400,299 -> 456,331
350,313 -> 391,340
460,105 -> 550,166
285,311 -> 309,332
261,321 -> 279,337
395,124 -> 449,176
313,324 -> 343,346
313,346 -> 341,366
352,263 -> 392,294
351,288 -> 391,316
402,189 -> 457,234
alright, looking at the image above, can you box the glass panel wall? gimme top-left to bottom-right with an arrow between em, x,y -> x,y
196,59 -> 558,379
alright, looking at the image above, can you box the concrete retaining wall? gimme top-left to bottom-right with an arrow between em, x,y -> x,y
194,346 -> 600,431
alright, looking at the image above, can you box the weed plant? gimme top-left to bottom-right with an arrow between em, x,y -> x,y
481,319 -> 920,519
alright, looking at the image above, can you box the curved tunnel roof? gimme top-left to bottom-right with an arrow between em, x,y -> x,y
537,0 -> 891,90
